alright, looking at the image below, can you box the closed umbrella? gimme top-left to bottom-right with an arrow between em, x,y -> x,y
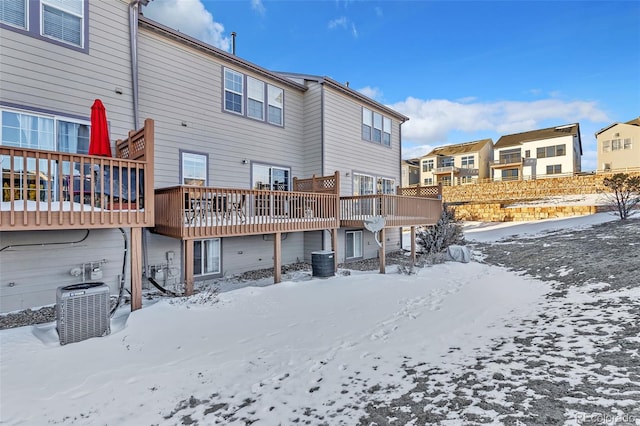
89,99 -> 112,157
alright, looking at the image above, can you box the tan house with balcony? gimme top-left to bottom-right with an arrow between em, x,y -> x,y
0,1 -> 441,314
401,159 -> 420,187
491,124 -> 582,181
595,117 -> 640,172
418,139 -> 493,186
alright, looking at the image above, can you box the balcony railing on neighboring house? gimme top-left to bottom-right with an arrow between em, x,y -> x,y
434,166 -> 460,174
1,119 -> 155,230
491,156 -> 523,167
153,186 -> 340,239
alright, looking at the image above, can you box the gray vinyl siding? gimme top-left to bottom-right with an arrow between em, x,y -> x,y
137,29 -> 307,190
0,1 -> 137,314
321,86 -> 402,196
0,229 -> 130,313
301,82 -> 323,177
137,29 -> 308,274
0,0 -> 134,137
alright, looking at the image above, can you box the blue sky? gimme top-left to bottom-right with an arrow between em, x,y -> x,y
143,0 -> 640,171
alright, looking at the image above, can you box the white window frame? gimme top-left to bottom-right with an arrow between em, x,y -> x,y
612,139 -> 622,151
377,177 -> 395,195
345,230 -> 363,259
603,140 -> 610,152
422,159 -> 434,172
1,0 -> 27,29
252,164 -> 290,191
423,177 -> 433,185
267,85 -> 283,126
624,138 -> 632,150
181,152 -> 208,186
361,107 -> 391,146
247,76 -> 264,120
41,0 -> 84,47
194,239 -> 221,276
461,155 -> 475,168
224,68 -> 244,115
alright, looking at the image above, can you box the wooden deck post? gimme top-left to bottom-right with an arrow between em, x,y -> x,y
274,232 -> 282,283
410,225 -> 416,265
379,228 -> 386,274
184,239 -> 194,296
130,227 -> 142,311
331,228 -> 338,272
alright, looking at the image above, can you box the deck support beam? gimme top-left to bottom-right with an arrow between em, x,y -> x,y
184,239 -> 194,296
331,228 -> 338,272
274,232 -> 282,283
410,226 -> 416,265
131,227 -> 142,311
379,228 -> 386,274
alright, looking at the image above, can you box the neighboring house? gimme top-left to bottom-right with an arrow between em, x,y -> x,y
401,159 -> 420,187
0,1 -> 441,313
595,117 -> 640,172
418,139 -> 493,186
491,124 -> 582,181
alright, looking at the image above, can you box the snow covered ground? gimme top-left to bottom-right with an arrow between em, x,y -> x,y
1,213 -> 639,425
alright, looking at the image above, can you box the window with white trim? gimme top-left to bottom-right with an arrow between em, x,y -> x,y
247,76 -> 264,120
267,85 -> 283,126
546,164 -> 562,174
422,159 -> 433,172
1,108 -> 90,201
461,155 -> 475,168
181,152 -> 207,186
624,138 -> 632,149
346,230 -> 363,259
252,164 -> 290,191
1,0 -> 26,28
361,107 -> 392,146
612,139 -> 622,151
603,140 -> 610,152
194,239 -> 221,276
1,0 -> 87,50
423,177 -> 433,185
377,177 -> 395,194
224,68 -> 243,114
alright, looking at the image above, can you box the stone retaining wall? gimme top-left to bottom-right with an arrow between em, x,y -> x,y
441,172 -> 640,203
436,172 -> 640,222
452,203 -> 603,222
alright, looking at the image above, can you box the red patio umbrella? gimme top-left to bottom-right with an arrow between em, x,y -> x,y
89,99 -> 112,157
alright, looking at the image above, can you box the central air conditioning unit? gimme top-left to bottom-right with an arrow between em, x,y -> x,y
56,282 -> 111,345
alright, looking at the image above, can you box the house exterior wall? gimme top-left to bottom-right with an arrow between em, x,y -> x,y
137,26 -> 310,276
0,0 -> 134,137
477,142 -> 494,180
0,1 -> 137,313
0,228 -> 130,313
597,123 -> 640,171
320,84 -> 403,253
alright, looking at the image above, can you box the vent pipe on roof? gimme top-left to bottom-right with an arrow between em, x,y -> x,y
231,32 -> 236,55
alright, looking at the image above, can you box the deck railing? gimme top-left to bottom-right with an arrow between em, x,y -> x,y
1,119 -> 154,230
340,194 -> 442,227
154,186 -> 340,239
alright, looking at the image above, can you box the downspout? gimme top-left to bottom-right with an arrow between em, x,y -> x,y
129,0 -> 151,280
129,0 -> 148,130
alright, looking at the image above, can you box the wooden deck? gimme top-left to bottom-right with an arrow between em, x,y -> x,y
340,194 -> 442,228
1,119 -> 155,231
154,186 -> 340,239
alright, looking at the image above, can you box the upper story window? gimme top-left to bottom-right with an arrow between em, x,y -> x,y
1,0 -> 87,50
623,138 -> 632,149
461,155 -> 475,168
441,157 -> 454,167
603,140 -> 610,152
422,159 -> 434,172
223,67 -> 285,127
1,0 -> 27,28
536,144 -> 566,158
362,108 -> 391,146
611,139 -> 623,151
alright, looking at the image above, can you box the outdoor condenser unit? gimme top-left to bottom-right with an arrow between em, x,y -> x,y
56,283 -> 111,345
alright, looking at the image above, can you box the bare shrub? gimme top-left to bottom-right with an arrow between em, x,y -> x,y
602,173 -> 640,219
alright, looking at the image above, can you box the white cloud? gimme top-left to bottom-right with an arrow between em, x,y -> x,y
392,97 -> 609,171
328,16 -> 348,29
251,0 -> 266,16
357,86 -> 382,101
143,0 -> 230,51
390,97 -> 610,145
351,23 -> 358,38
